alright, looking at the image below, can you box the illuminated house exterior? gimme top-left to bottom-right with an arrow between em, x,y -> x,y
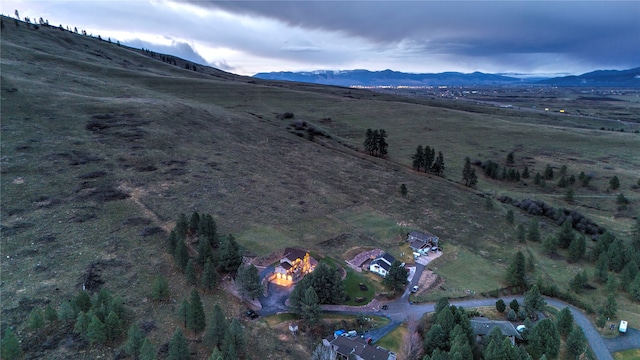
274,248 -> 316,284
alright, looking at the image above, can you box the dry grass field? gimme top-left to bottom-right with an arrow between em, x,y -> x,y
1,17 -> 639,358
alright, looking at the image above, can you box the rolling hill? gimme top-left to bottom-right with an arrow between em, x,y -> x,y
2,16 -> 640,359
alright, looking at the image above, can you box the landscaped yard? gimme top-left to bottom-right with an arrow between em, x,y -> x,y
376,324 -> 407,354
343,267 -> 380,306
613,349 -> 640,360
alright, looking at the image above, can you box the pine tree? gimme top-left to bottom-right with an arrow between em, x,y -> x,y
74,291 -> 92,313
168,328 -> 190,360
522,165 -> 530,178
528,318 -> 560,360
1,328 -> 23,360
505,251 -> 526,288
565,188 -> 575,202
506,152 -> 515,165
174,237 -> 189,271
105,311 -> 123,343
509,299 -> 520,313
371,129 -> 380,156
557,220 -> 575,249
516,224 -> 526,242
544,164 -> 554,180
423,324 -> 446,354
602,293 -> 617,318
218,235 -> 242,274
400,183 -> 408,197
301,287 -> 322,326
524,284 -> 546,314
629,273 -> 640,301
378,129 -> 388,157
594,252 -> 609,283
495,299 -> 506,313
188,212 -> 200,235
198,214 -> 218,247
204,304 -> 227,350
412,145 -> 424,171
201,258 -> 218,291
383,260 -> 409,292
609,175 -> 620,190
223,318 -> 246,358
364,129 -> 373,155
58,302 -> 75,323
555,307 -> 574,338
462,157 -> 472,186
140,337 -> 157,360
178,299 -> 189,328
432,151 -> 445,176
187,289 -> 206,334
125,324 -> 145,357
607,237 -> 627,272
506,210 -> 514,224
74,311 -> 90,336
424,146 -> 434,171
44,304 -> 58,323
565,326 -> 586,359
175,213 -> 188,238
168,230 -> 178,255
568,235 -> 586,263
151,275 -> 170,301
28,308 -> 45,330
620,260 -> 639,292
237,264 -> 262,299
87,314 -> 107,344
185,259 -> 197,285
527,219 -> 540,242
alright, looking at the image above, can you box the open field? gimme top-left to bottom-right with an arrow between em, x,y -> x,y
1,18 -> 639,358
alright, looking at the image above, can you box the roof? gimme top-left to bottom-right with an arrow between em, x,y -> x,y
409,239 -> 430,250
278,262 -> 293,270
283,247 -> 307,262
372,258 -> 392,271
327,335 -> 395,360
408,230 -> 437,242
470,318 -> 523,340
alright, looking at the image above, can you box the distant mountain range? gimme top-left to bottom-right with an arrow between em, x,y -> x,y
253,67 -> 640,87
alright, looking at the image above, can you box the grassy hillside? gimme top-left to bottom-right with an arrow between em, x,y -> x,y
2,17 -> 639,358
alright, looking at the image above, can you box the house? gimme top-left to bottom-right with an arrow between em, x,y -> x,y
407,230 -> 439,255
369,252 -> 396,277
273,248 -> 316,284
323,335 -> 397,360
470,318 -> 523,345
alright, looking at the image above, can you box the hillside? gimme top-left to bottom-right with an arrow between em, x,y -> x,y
2,17 -> 640,359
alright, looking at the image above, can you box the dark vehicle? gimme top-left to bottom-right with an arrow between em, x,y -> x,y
381,305 -> 388,310
245,310 -> 259,319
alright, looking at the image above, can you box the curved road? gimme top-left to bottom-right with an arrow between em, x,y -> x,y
259,264 -> 635,360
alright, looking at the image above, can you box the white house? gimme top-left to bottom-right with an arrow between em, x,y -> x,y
369,253 -> 396,277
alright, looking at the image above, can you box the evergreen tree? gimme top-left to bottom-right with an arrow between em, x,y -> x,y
568,235 -> 586,263
185,259 -> 197,285
629,273 -> 640,301
74,311 -> 90,337
140,337 -> 157,360
555,307 -> 574,338
510,299 -> 520,313
620,260 -> 639,292
565,188 -> 575,202
495,299 -> 506,313
557,220 -> 575,249
526,252 -> 536,274
505,210 -> 515,225
527,219 -> 540,242
607,237 -> 627,272
423,324 -> 446,354
198,214 -> 217,247
383,260 -> 409,292
505,251 -> 527,288
594,252 -> 609,283
204,304 -> 227,350
424,146 -> 435,171
151,275 -> 170,301
237,264 -> 262,299
178,299 -> 189,328
201,258 -> 218,291
524,284 -> 545,315
175,213 -> 188,238
432,151 -> 445,176
528,318 -> 560,360
543,235 -> 557,255
1,328 -> 23,360
218,235 -> 242,274
522,165 -> 530,178
378,129 -> 388,157
544,164 -> 554,180
208,348 -> 224,360
516,224 -> 526,242
570,271 -> 588,294
435,307 -> 455,339
197,237 -> 214,266
86,314 -> 107,344
371,129 -> 380,156
534,172 -> 542,184
168,329 -> 190,360
565,326 -> 586,359
188,212 -> 200,235
174,237 -> 189,271
74,291 -> 92,313
125,324 -> 145,358
507,308 -> 517,321
44,304 -> 58,323
602,293 -> 617,318
28,308 -> 45,330
364,129 -> 373,155
105,311 -> 123,343
187,289 -> 206,334
300,287 -> 322,326
58,302 -> 75,323
609,175 -> 620,190
223,318 -> 246,358
506,152 -> 515,165
435,297 -> 450,314
412,145 -> 424,171
462,157 -> 473,186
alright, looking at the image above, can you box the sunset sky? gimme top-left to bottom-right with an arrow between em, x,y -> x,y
3,1 -> 639,76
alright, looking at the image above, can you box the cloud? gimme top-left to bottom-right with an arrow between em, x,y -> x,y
124,38 -> 208,65
180,0 -> 640,72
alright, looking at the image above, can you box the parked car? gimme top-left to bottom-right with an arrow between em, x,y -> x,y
245,310 -> 259,319
411,285 -> 419,293
381,305 -> 388,310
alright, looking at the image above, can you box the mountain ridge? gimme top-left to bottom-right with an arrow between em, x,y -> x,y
254,67 -> 640,87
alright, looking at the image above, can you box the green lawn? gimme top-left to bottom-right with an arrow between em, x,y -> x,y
343,267 -> 379,306
376,324 -> 406,354
614,349 -> 640,360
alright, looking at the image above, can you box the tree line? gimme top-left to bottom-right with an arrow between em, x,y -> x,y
363,128 -> 388,158
412,145 -> 445,176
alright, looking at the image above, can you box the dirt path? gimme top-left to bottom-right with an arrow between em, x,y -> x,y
118,182 -> 174,233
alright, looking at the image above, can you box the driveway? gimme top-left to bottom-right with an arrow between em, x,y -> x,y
258,282 -> 292,316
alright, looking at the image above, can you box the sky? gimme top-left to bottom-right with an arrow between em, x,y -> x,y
2,0 -> 639,76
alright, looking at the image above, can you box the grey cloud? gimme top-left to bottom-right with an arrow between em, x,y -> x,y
180,1 -> 640,70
